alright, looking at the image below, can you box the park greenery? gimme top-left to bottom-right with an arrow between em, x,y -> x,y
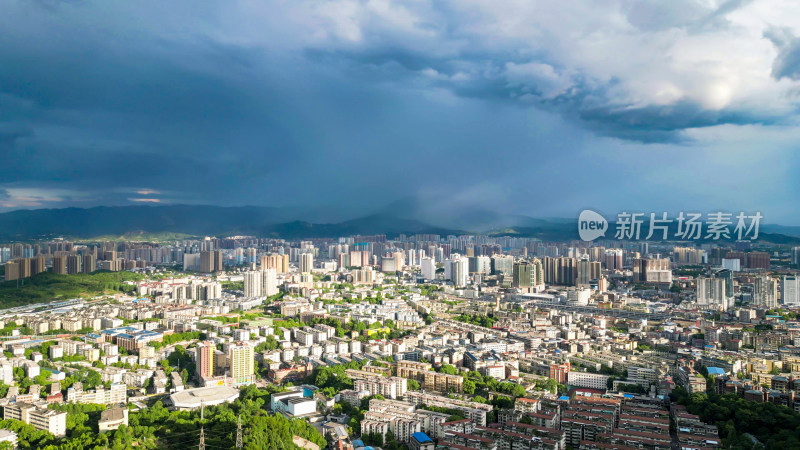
452,313 -> 497,328
417,284 -> 443,298
271,316 -> 410,342
6,384 -> 325,450
220,280 -> 244,291
147,331 -> 206,350
205,312 -> 268,325
764,309 -> 799,321
671,386 -> 800,449
672,265 -> 705,278
0,271 -> 143,307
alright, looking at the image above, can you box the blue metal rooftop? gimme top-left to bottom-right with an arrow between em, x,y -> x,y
412,432 -> 432,443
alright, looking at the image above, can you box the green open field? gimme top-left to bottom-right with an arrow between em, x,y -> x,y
0,271 -> 143,308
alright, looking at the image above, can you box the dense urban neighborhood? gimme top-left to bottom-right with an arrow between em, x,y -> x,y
0,235 -> 799,449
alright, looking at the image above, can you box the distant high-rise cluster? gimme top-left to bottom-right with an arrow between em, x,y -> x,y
673,246 -> 706,265
4,256 -> 46,281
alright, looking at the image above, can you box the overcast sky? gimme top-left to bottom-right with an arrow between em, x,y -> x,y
2,0 -> 800,223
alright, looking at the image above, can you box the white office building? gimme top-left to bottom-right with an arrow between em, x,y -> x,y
420,257 -> 436,281
781,275 -> 800,306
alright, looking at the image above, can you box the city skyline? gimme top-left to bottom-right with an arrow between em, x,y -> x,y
5,2 -> 800,449
3,1 -> 800,223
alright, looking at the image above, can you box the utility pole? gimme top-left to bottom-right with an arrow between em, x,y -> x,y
198,400 -> 207,450
235,415 -> 243,448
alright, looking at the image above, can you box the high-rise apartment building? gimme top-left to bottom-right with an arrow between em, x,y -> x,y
781,276 -> 800,306
261,253 -> 289,273
52,253 -> 67,274
512,260 -> 531,289
511,259 -> 544,290
471,256 -> 491,275
673,247 -> 705,265
199,251 -> 213,273
228,342 -> 255,385
445,255 -> 469,288
30,256 -> 46,275
753,276 -> 778,308
348,250 -> 364,268
550,363 -> 570,384
588,246 -> 605,262
420,257 -> 436,281
632,258 -> 672,284
604,249 -> 624,270
243,269 -> 278,298
66,254 -> 82,274
243,270 -> 262,297
381,252 -> 404,272
6,257 -> 37,279
299,252 -> 314,274
577,260 -> 602,285
214,250 -> 223,272
542,256 -> 577,286
721,258 -> 741,272
82,254 -> 96,273
746,251 -> 770,270
491,255 -> 514,277
697,277 -> 732,310
199,250 -> 223,273
195,341 -> 215,380
4,261 -> 20,281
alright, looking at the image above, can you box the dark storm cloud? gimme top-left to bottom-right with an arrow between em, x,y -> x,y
0,0 -> 799,222
302,0 -> 784,143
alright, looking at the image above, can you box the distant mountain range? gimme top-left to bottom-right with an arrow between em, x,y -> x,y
0,205 -> 462,240
0,203 -> 798,243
